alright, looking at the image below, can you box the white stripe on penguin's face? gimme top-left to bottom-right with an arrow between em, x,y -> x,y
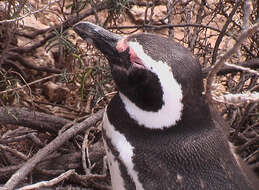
119,41 -> 183,129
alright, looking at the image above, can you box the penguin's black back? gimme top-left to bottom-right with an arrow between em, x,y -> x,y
105,93 -> 254,190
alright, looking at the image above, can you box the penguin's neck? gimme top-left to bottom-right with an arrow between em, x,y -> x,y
119,92 -> 209,129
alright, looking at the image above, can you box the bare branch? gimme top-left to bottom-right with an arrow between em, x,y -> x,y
213,92 -> 259,106
243,0 -> 252,30
206,22 -> 259,102
0,106 -> 69,134
10,1 -> 113,53
0,0 -> 61,24
0,144 -> 28,161
211,0 -> 243,64
202,58 -> 259,76
107,23 -> 227,34
17,169 -> 75,190
0,73 -> 66,95
82,129 -> 91,175
224,62 -> 259,76
2,109 -> 104,190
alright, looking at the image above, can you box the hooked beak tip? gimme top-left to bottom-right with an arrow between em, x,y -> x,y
73,22 -> 122,58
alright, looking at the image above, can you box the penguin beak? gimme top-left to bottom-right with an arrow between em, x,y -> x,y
73,22 -> 122,60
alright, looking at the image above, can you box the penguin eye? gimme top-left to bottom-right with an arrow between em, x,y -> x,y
118,48 -> 131,62
119,47 -> 130,56
133,61 -> 145,69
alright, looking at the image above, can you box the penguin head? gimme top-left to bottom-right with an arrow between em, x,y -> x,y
74,22 -> 203,129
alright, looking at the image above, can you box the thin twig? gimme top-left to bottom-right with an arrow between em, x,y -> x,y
107,23 -> 227,34
148,0 -> 156,26
5,52 -> 62,74
0,73 -> 69,95
58,114 -> 89,135
206,22 -> 259,102
166,0 -> 174,38
213,92 -> 259,106
202,58 -> 259,76
9,71 -> 32,97
82,129 -> 93,175
224,62 -> 259,76
0,144 -> 28,161
3,109 -> 104,190
211,0 -> 242,64
243,0 -> 252,30
189,0 -> 205,51
17,169 -> 75,190
0,133 -> 43,147
0,0 -> 60,24
11,1 -> 113,54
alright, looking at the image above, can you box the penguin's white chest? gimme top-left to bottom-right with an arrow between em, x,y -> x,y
102,111 -> 144,190
103,141 -> 125,190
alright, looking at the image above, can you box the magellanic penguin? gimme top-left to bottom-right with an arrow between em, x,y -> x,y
73,22 -> 257,190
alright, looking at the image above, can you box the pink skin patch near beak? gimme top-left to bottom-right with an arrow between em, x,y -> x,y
116,39 -> 145,69
116,39 -> 128,53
